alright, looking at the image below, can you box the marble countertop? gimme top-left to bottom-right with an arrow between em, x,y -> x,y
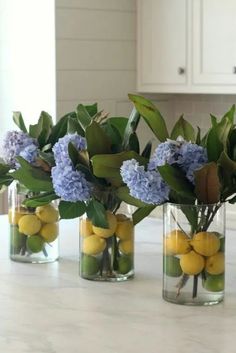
0,215 -> 236,353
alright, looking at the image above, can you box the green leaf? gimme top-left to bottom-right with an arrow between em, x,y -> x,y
109,117 -> 128,138
206,127 -> 224,162
11,157 -> 53,192
13,112 -> 27,133
102,122 -> 122,148
84,103 -> 98,117
157,165 -> 195,200
194,162 -> 221,204
38,151 -> 55,167
68,142 -> 80,167
196,127 -> 201,145
77,104 -> 92,130
229,128 -> 236,160
223,104 -> 235,124
67,116 -> 84,136
49,113 -> 75,146
128,132 -> 140,153
171,115 -> 195,142
122,108 -> 140,150
23,192 -> 58,207
29,111 -> 53,147
218,151 -> 236,174
59,200 -> 86,219
128,94 -> 169,142
132,206 -> 155,226
91,151 -> 147,183
116,186 -> 149,208
86,199 -> 108,228
141,140 -> 152,159
0,163 -> 11,175
85,121 -> 111,157
210,114 -> 218,127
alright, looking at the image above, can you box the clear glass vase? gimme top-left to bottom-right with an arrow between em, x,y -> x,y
79,204 -> 134,281
163,202 -> 225,305
8,181 -> 59,263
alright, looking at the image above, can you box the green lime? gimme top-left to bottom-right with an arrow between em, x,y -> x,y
81,255 -> 99,276
203,274 -> 225,292
163,256 -> 182,277
10,225 -> 27,252
118,255 -> 133,274
26,235 -> 44,253
219,237 -> 225,252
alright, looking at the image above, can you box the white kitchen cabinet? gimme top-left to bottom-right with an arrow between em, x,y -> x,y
137,0 -> 236,94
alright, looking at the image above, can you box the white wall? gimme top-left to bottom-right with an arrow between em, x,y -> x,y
55,0 -> 136,118
0,0 -> 56,213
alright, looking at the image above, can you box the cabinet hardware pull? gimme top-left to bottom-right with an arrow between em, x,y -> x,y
178,67 -> 185,75
233,67 -> 236,74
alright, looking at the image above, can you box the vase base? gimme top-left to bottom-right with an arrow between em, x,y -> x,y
10,255 -> 59,264
80,270 -> 134,282
162,290 -> 224,306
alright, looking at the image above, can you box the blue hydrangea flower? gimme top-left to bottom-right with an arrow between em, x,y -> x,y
52,133 -> 86,167
178,143 -> 208,183
51,165 -> 91,202
148,141 -> 181,170
0,130 -> 38,166
120,159 -> 169,205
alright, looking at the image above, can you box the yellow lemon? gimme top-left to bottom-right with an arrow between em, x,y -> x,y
180,250 -> 205,275
164,230 -> 190,255
116,214 -> 129,222
205,252 -> 225,275
191,232 -> 220,256
83,234 -> 106,255
36,204 -> 59,223
80,218 -> 93,237
115,219 -> 134,241
8,208 -> 29,225
119,239 -> 134,254
92,211 -> 117,238
18,215 -> 41,236
40,223 -> 58,243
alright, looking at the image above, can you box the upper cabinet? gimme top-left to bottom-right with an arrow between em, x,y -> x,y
137,0 -> 236,94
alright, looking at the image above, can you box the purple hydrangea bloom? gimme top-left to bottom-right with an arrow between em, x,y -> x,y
52,133 -> 86,167
178,143 -> 208,183
120,159 -> 169,205
51,165 -> 91,202
0,130 -> 38,166
148,141 -> 180,170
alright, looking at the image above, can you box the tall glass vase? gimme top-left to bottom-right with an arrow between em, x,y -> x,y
8,181 -> 59,263
163,202 -> 225,305
79,203 -> 134,281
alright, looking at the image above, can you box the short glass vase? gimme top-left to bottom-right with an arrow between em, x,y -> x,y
8,182 -> 59,263
163,202 -> 225,306
79,206 -> 134,281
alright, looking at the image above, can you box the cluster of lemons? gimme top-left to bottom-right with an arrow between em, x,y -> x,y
164,229 -> 225,292
80,211 -> 134,276
9,204 -> 59,254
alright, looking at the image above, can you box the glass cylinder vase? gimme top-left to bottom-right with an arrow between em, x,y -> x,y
163,202 -> 225,306
8,182 -> 59,263
79,204 -> 134,281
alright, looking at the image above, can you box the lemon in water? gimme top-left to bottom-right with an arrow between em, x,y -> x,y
205,252 -> 225,275
18,215 -> 41,236
40,223 -> 58,243
83,234 -> 106,255
115,218 -> 133,241
92,211 -> 117,238
164,230 -> 190,255
190,231 -> 220,256
36,204 -> 59,223
180,250 -> 205,275
80,218 -> 93,237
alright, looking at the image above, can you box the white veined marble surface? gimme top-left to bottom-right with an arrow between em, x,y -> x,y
0,214 -> 236,353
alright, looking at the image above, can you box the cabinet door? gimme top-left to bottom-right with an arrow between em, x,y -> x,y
137,0 -> 188,91
193,0 -> 236,86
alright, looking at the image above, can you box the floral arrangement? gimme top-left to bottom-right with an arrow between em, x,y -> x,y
120,94 -> 236,301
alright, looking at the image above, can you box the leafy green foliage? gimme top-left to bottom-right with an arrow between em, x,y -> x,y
171,115 -> 195,142
132,206 -> 155,226
116,186 -> 149,207
128,94 -> 169,142
23,192 -> 58,207
86,199 -> 108,228
59,200 -> 86,219
13,112 -> 27,133
11,157 -> 53,192
86,121 -> 111,157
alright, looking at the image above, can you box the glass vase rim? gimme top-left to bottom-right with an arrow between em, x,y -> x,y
164,201 -> 225,207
